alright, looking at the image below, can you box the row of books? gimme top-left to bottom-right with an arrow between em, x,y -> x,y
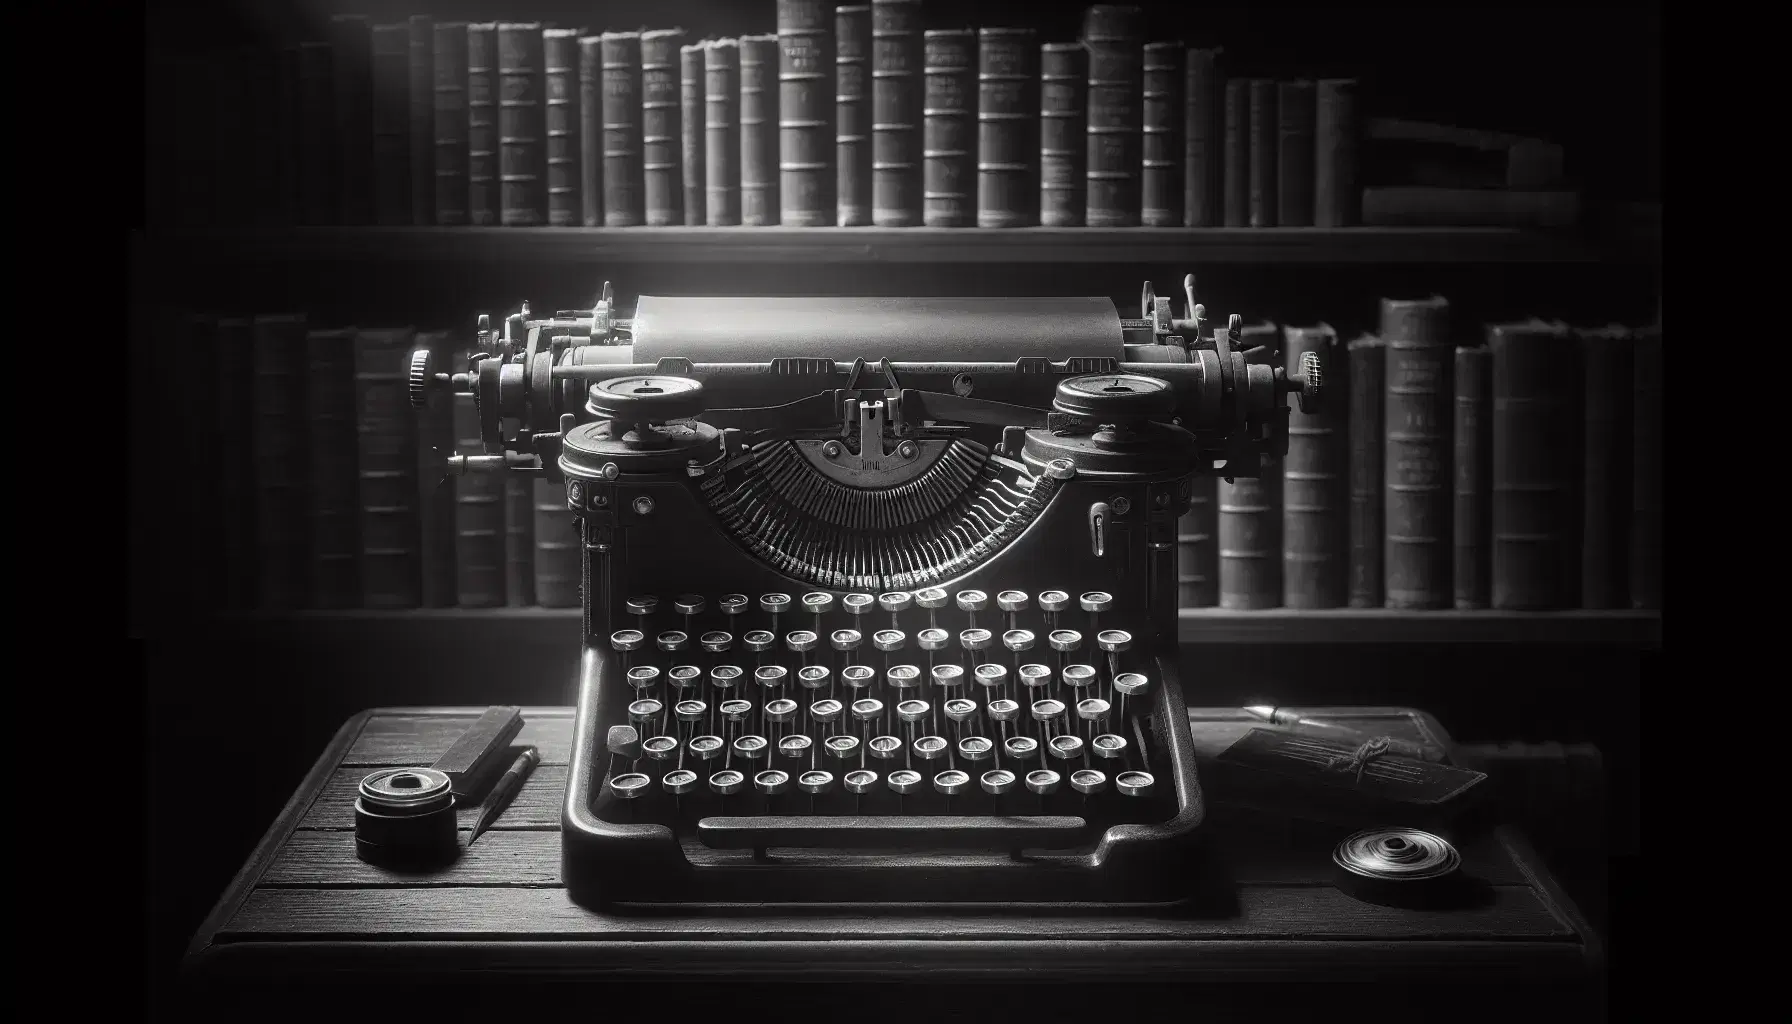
164,298 -> 1661,614
1176,299 -> 1663,611
155,1 -> 1560,234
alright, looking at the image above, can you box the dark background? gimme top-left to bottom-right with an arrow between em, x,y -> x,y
132,0 -> 1658,1016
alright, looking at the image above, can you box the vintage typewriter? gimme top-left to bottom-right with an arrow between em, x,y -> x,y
410,277 -> 1320,907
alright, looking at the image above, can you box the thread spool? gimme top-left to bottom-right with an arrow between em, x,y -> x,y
1332,827 -> 1462,908
354,767 -> 461,867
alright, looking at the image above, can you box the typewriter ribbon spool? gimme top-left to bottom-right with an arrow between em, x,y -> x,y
1332,827 -> 1465,908
354,768 -> 460,866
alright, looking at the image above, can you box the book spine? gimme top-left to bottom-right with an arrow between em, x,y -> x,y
505,477 -> 536,606
602,32 -> 645,226
1222,78 -> 1249,226
1247,78 -> 1278,227
408,16 -> 435,225
1039,43 -> 1087,228
779,0 -> 835,225
354,329 -> 421,608
534,478 -> 581,608
544,29 -> 583,226
1347,335 -> 1386,607
1314,77 -> 1359,227
836,5 -> 873,226
498,23 -> 546,226
871,0 -> 922,226
251,315 -> 309,609
642,29 -> 686,227
1219,473 -> 1281,609
1140,42 -> 1182,227
371,23 -> 412,226
1177,476 -> 1218,606
740,35 -> 781,225
1577,327 -> 1635,609
296,43 -> 337,225
579,37 -> 604,226
215,318 -> 256,607
1381,296 -> 1453,609
175,315 -> 221,607
305,327 -> 361,608
252,47 -> 288,226
414,331 -> 458,607
1276,79 -> 1315,226
1182,47 -> 1222,227
432,23 -> 469,225
1282,324 -> 1344,608
705,40 -> 741,225
332,15 -> 374,224
467,24 -> 499,225
1083,5 -> 1143,227
452,383 -> 505,608
976,28 -> 1037,228
1490,319 -> 1581,610
1453,344 -> 1492,609
923,29 -> 975,227
681,43 -> 707,224
1630,325 -> 1662,609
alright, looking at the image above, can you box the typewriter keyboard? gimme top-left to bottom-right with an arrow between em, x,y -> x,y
595,587 -> 1172,845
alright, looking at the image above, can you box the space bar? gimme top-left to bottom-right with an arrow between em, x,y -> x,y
696,815 -> 1086,850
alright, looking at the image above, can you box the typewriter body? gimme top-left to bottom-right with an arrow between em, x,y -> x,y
412,278 -> 1320,908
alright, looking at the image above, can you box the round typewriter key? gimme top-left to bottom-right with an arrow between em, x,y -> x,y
956,590 -> 989,612
753,665 -> 787,689
608,726 -> 643,759
743,630 -> 776,652
1049,735 -> 1085,760
913,735 -> 949,760
896,699 -> 931,723
1031,699 -> 1067,721
720,594 -> 750,616
1115,771 -> 1155,797
1092,734 -> 1128,759
825,735 -> 861,759
720,699 -> 753,723
1077,697 -> 1112,722
711,664 -> 744,690
1025,769 -> 1061,795
974,664 -> 1008,689
842,593 -> 876,616
688,736 -> 724,760
760,593 -> 792,614
886,664 -> 922,689
983,769 -> 1019,796
996,590 -> 1030,613
934,769 -> 970,795
878,592 -> 913,614
801,592 -> 836,614
610,629 -> 645,652
1005,736 -> 1039,760
1018,664 -> 1053,689
668,665 -> 703,689
987,698 -> 1021,722
873,629 -> 907,652
842,665 -> 876,689
845,769 -> 880,794
709,769 -> 744,795
852,698 -> 885,722
1062,664 -> 1097,689
1070,769 -> 1108,795
869,735 -> 904,759
674,594 -> 706,616
626,665 -> 662,690
663,769 -> 700,794
1113,672 -> 1151,696
798,770 -> 836,795
625,595 -> 660,616
1049,630 -> 1084,652
917,627 -> 950,651
675,700 -> 708,722
786,630 -> 819,653
628,698 -> 664,723
764,698 -> 799,723
958,736 -> 994,761
1038,591 -> 1071,613
1079,592 -> 1114,613
810,699 -> 844,723
643,736 -> 679,760
609,773 -> 651,799
732,735 -> 768,759
914,587 -> 950,610
1004,629 -> 1037,652
888,769 -> 923,794
779,734 -> 813,759
797,665 -> 832,689
959,628 -> 993,651
831,628 -> 864,652
931,664 -> 965,688
1096,629 -> 1132,653
700,630 -> 735,653
754,769 -> 791,796
944,698 -> 979,722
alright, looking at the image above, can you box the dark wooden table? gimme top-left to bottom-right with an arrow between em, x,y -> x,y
183,706 -> 1602,1021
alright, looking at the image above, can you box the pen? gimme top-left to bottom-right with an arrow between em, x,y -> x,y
1242,706 -> 1443,762
467,746 -> 540,847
